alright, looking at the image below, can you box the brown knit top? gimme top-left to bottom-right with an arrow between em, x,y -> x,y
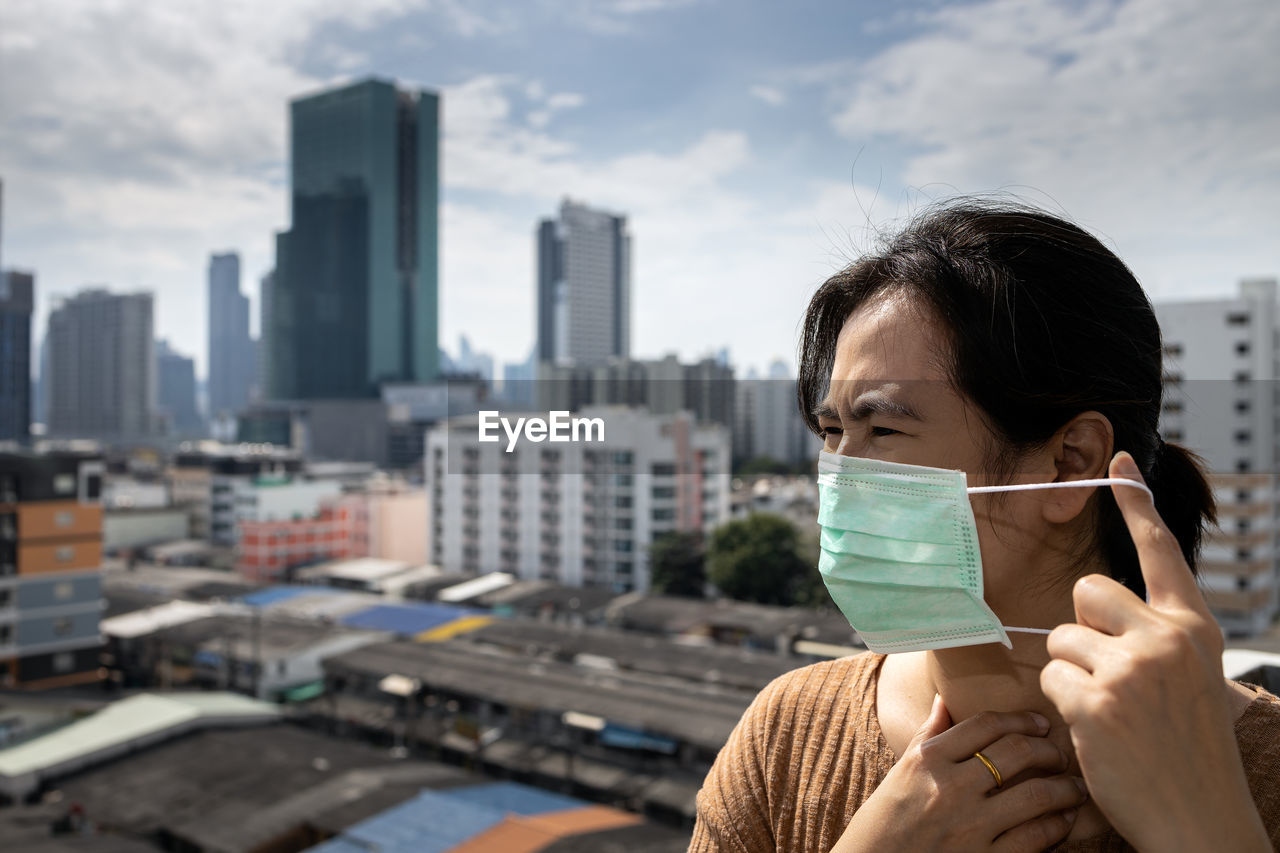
689,652 -> 1280,852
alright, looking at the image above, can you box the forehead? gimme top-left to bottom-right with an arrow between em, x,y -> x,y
830,292 -> 950,387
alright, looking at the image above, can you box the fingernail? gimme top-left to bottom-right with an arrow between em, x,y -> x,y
1030,712 -> 1049,733
1073,777 -> 1088,797
1063,808 -> 1078,825
1113,451 -> 1142,481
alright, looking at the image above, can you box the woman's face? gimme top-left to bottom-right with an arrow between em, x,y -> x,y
815,290 -> 1064,617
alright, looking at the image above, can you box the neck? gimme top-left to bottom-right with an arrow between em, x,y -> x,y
924,635 -> 1058,723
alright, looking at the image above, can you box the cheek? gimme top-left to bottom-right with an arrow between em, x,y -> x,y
972,501 -> 1044,598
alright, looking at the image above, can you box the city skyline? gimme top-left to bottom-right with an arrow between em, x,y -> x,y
1,0 -> 1278,381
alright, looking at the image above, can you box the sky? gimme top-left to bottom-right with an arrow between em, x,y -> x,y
1,0 -> 1277,381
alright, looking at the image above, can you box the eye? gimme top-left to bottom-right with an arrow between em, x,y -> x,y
870,425 -> 900,437
821,425 -> 843,438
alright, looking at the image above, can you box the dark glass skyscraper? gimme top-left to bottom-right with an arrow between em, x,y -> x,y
0,271 -> 33,442
269,78 -> 439,400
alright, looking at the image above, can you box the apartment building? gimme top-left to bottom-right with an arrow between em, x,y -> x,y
0,450 -> 106,687
1156,277 -> 1280,636
425,406 -> 730,593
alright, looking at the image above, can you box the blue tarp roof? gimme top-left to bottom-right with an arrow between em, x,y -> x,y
308,781 -> 589,853
240,586 -> 343,606
338,602 -> 480,636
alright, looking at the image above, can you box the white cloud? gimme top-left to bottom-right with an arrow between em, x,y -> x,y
823,0 -> 1280,298
749,85 -> 786,106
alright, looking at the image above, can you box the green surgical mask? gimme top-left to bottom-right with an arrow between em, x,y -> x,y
816,450 -> 1152,654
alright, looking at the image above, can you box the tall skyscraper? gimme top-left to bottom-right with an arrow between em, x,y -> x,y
269,77 -> 440,400
207,252 -> 255,417
46,289 -> 154,441
155,339 -> 203,437
536,199 -> 631,366
258,268 -> 274,400
0,270 -> 33,442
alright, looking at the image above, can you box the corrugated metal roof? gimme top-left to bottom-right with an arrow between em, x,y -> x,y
100,599 -> 217,638
441,782 -> 585,816
0,693 -> 279,799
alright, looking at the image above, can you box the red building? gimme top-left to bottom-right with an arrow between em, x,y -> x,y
236,504 -> 356,584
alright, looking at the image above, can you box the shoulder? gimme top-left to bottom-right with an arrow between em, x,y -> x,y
752,652 -> 883,723
1233,684 -> 1280,846
690,653 -> 884,851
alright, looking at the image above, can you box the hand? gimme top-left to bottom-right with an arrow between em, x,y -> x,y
1040,451 -> 1270,852
830,695 -> 1087,853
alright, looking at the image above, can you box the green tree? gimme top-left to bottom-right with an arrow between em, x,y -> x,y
734,455 -> 789,477
648,530 -> 706,598
707,512 -> 819,607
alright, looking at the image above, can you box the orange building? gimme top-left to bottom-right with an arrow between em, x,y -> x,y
0,450 -> 106,688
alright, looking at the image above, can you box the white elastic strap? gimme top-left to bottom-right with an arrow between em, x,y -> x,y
1005,627 -> 1053,635
967,477 -> 1153,500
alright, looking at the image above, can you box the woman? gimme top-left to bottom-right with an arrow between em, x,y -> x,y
688,201 -> 1280,852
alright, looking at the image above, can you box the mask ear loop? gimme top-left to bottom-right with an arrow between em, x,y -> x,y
966,478 -> 1154,500
964,477 -> 1155,637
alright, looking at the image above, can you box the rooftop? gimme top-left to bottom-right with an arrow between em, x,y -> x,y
325,639 -> 755,751
0,692 -> 280,800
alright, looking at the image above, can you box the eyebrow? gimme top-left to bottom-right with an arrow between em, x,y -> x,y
813,392 -> 924,422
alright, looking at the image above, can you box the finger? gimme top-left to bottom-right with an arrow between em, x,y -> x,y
921,709 -> 1049,763
990,775 -> 1088,834
908,693 -> 952,750
964,732 -> 1067,793
1070,574 -> 1150,636
1039,658 -> 1093,725
1108,451 -> 1206,613
992,809 -> 1079,853
1045,622 -> 1113,673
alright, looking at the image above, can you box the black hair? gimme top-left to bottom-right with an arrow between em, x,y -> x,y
797,199 -> 1215,598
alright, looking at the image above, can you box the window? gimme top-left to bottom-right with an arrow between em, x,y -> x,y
1237,548 -> 1252,561
1162,343 -> 1184,357
1237,519 -> 1251,533
0,625 -> 9,645
1236,400 -> 1252,414
1235,430 -> 1252,445
1236,489 -> 1251,502
1161,400 -> 1183,414
612,451 -> 633,465
84,474 -> 102,500
53,652 -> 74,673
652,508 -> 676,521
55,546 -> 75,563
1234,371 -> 1251,384
652,486 -> 676,499
1227,312 -> 1251,326
614,496 -> 632,509
1237,576 -> 1251,592
1236,459 -> 1252,473
53,474 -> 75,495
651,463 -> 676,476
53,617 -> 73,636
53,581 -> 74,601
614,539 -> 633,553
614,517 -> 632,530
0,588 -> 10,608
1236,341 -> 1251,356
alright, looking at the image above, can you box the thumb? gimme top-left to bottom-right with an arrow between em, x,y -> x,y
909,693 -> 952,748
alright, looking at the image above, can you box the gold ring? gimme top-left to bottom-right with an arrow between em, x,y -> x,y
973,751 -> 1003,788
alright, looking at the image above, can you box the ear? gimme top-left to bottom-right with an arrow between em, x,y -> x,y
1041,411 -> 1114,524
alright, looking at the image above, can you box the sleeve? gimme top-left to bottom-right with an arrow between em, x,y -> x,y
687,673 -> 794,853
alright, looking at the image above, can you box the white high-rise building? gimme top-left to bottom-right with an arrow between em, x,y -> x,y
46,289 -> 154,441
1156,277 -> 1280,636
425,406 -> 729,592
733,360 -> 819,469
536,200 -> 631,367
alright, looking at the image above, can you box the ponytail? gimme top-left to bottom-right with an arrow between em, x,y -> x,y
1101,438 -> 1216,600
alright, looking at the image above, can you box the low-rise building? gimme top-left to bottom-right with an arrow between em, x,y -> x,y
0,450 -> 107,688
